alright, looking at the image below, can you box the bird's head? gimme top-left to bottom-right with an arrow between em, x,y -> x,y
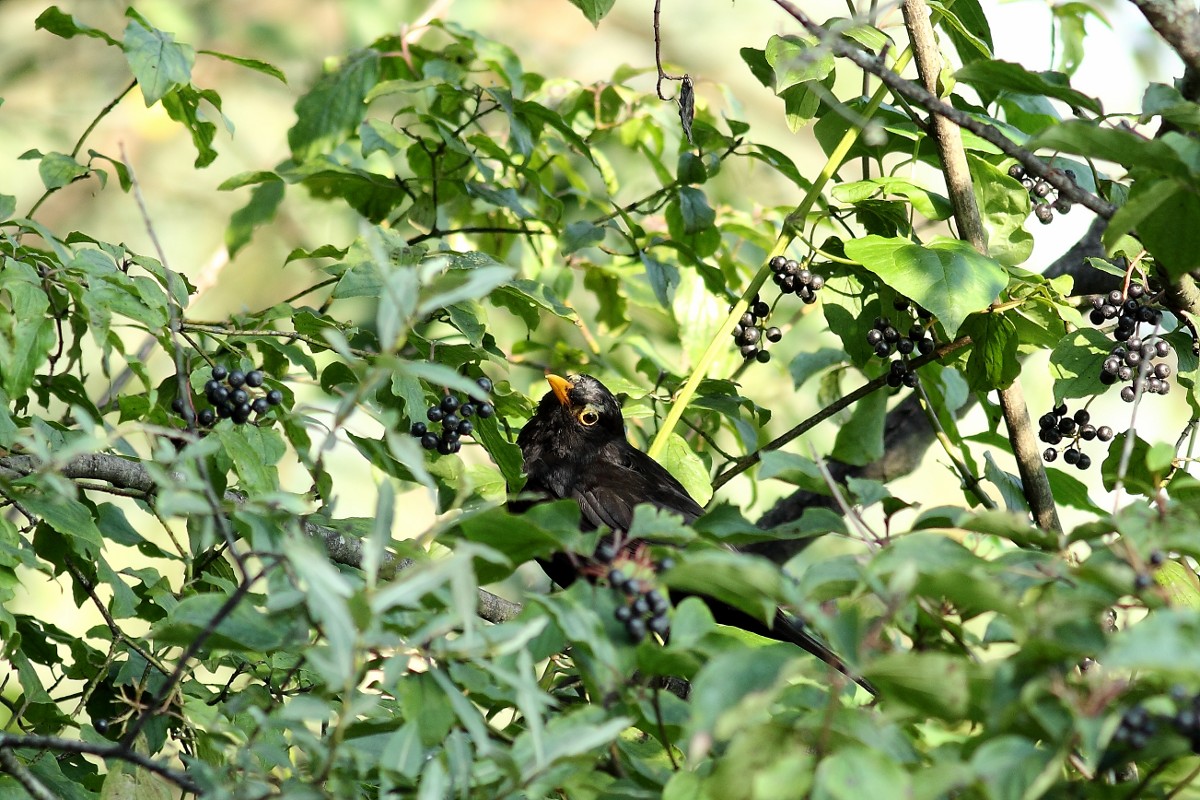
533,373 -> 626,443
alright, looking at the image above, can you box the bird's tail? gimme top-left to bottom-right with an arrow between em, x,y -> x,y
772,609 -> 877,697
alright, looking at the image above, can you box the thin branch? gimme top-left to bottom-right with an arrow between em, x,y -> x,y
22,80 -> 138,222
771,0 -> 1117,219
118,566 -> 268,749
912,372 -> 996,509
712,335 -> 973,490
0,733 -> 199,795
63,557 -> 172,678
0,452 -> 524,625
121,143 -> 252,585
0,747 -> 57,800
179,321 -> 375,359
406,224 -> 545,246
653,0 -> 683,100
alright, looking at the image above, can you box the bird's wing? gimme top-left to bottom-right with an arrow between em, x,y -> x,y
570,442 -> 704,532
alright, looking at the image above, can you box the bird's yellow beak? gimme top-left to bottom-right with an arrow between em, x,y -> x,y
546,374 -> 573,407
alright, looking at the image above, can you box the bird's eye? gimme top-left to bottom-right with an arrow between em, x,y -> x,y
577,408 -> 600,426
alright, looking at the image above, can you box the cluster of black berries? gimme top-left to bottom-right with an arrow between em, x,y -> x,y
1172,687 -> 1200,753
1007,164 -> 1074,224
1109,688 -> 1200,759
1089,284 -> 1163,333
1101,336 -> 1173,402
867,298 -> 935,387
1039,405 -> 1112,470
410,376 -> 494,455
731,296 -> 780,363
1112,704 -> 1160,753
172,366 -> 283,427
768,255 -> 825,303
1090,283 -> 1174,402
596,542 -> 674,642
608,567 -> 670,642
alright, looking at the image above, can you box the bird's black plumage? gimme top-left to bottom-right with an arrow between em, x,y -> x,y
517,373 -> 875,695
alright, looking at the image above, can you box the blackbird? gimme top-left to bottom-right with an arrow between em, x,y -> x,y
518,373 -> 875,695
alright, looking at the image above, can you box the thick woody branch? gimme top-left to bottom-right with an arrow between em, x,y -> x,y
1130,0 -> 1200,75
902,0 -> 1062,535
0,453 -> 522,624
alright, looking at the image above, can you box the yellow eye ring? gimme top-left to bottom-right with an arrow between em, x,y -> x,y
578,408 -> 600,426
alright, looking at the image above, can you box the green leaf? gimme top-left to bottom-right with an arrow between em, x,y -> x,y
226,179 -> 284,257
740,47 -> 774,88
212,424 -> 282,494
1122,178 -> 1200,281
967,154 -> 1033,267
471,408 -> 525,491
844,236 -> 1008,337
789,347 -> 845,387
0,261 -> 56,398
559,221 -> 605,255
35,6 -> 120,46
814,745 -> 914,800
288,49 -> 381,161
663,550 -> 782,625
197,49 -> 286,83
765,35 -> 834,93
961,313 -> 1019,391
0,194 -> 14,222
151,593 -> 288,652
832,177 -> 952,220
1155,560 -> 1200,610
287,535 -> 356,683
418,260 -> 516,318
21,494 -> 103,556
513,706 -> 631,778
931,0 -> 993,64
123,15 -> 195,106
658,432 -> 712,506
1029,121 -> 1190,175
640,251 -> 679,308
1104,609 -> 1200,674
1100,432 -> 1155,496
565,0 -> 615,26
161,85 -> 220,167
1140,83 -> 1200,129
458,505 -> 580,584
758,450 -> 827,493
831,389 -> 886,466
688,644 -> 794,736
955,60 -> 1101,113
1047,328 -> 1110,403
37,152 -> 89,191
970,736 -> 1059,800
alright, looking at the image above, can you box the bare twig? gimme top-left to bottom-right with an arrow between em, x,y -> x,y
0,733 -> 199,795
